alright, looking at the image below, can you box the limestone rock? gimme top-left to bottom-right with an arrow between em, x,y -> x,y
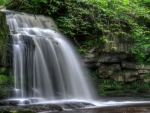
139,74 -> 145,79
81,53 -> 99,67
122,61 -> 150,69
111,75 -> 124,82
82,53 -> 98,63
125,77 -> 137,82
123,70 -> 138,79
11,30 -> 19,34
143,78 -> 150,82
138,70 -> 150,74
98,64 -> 121,78
82,62 -> 100,68
99,34 -> 133,53
98,53 -> 127,63
111,70 -> 138,82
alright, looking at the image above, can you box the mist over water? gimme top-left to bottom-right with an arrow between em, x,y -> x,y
3,10 -> 95,102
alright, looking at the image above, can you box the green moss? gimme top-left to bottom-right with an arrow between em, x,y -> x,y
11,110 -> 35,113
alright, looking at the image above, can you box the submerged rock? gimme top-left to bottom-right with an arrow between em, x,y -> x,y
0,101 -> 95,113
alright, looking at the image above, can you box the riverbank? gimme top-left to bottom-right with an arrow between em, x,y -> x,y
1,93 -> 150,113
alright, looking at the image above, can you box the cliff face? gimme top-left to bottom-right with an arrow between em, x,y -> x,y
82,35 -> 150,93
0,11 -> 10,67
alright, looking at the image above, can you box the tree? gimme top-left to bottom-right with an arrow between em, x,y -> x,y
6,0 -> 150,63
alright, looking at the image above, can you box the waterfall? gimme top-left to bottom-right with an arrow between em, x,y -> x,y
3,10 -> 95,102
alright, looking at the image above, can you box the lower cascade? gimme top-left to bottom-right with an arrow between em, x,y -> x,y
3,10 -> 95,104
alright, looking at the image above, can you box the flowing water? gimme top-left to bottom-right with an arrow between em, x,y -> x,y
2,10 -> 150,113
2,10 -> 95,103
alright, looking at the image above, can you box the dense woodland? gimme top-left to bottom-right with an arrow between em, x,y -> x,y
0,0 -> 150,97
1,0 -> 149,63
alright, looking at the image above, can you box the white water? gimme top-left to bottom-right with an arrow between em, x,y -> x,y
3,10 -> 95,103
2,10 -> 150,111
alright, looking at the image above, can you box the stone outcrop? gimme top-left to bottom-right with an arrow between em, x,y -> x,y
81,35 -> 150,84
122,61 -> 150,70
98,64 -> 121,78
99,34 -> 133,53
98,53 -> 127,63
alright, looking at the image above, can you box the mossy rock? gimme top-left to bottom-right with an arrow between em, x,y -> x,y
11,110 -> 35,113
0,110 -> 35,113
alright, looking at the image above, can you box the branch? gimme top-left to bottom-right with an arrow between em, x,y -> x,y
73,36 -> 82,48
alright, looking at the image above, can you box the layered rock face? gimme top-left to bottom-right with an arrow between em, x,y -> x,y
82,35 -> 150,83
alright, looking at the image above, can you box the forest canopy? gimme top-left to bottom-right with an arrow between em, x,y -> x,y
1,0 -> 150,63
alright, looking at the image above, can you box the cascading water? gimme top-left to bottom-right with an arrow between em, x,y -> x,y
2,10 -> 150,113
3,10 -> 95,103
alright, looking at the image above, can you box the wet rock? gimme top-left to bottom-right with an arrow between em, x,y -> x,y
81,53 -> 98,63
139,74 -> 145,79
122,61 -> 150,69
81,53 -> 99,67
143,78 -> 150,82
138,70 -> 150,74
0,102 -> 94,112
98,53 -> 127,63
60,102 -> 95,109
123,70 -> 138,79
82,62 -> 100,68
111,75 -> 124,82
98,64 -> 121,78
11,30 -> 19,34
125,77 -> 137,82
0,100 -> 19,106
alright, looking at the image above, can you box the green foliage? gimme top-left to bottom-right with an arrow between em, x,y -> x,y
98,79 -> 123,95
115,71 -> 126,76
0,67 -> 6,73
6,0 -> 150,63
144,73 -> 150,79
0,74 -> 13,98
0,0 -> 10,6
99,79 -> 150,95
85,69 -> 99,79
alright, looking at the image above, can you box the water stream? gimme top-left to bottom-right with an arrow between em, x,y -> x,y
2,10 -> 150,113
3,10 -> 95,103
